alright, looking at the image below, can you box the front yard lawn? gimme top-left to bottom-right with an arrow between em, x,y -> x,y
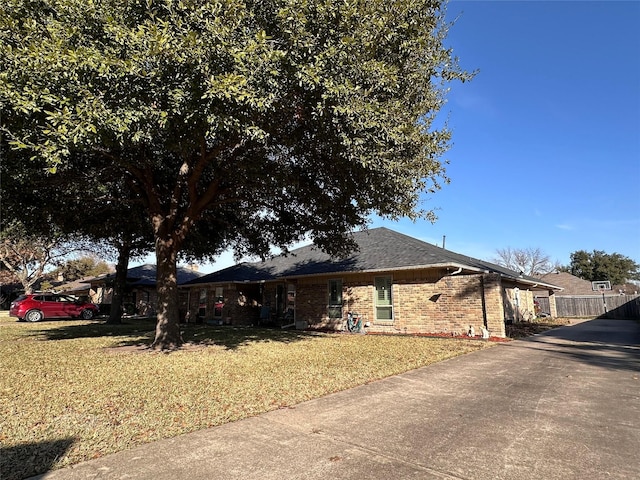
0,315 -> 493,479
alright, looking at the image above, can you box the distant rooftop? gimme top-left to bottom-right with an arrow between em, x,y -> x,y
90,264 -> 204,286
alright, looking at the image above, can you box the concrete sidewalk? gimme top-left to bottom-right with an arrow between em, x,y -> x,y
33,318 -> 640,480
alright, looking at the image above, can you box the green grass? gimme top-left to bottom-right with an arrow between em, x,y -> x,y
0,312 -> 494,479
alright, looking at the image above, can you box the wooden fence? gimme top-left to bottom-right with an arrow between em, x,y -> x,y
555,295 -> 640,319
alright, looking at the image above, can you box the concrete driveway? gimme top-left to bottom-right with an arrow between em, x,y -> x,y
34,318 -> 640,480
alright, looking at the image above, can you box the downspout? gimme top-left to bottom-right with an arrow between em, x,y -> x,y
449,267 -> 463,276
480,275 -> 488,328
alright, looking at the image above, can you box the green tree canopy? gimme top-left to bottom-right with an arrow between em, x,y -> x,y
562,250 -> 640,286
53,255 -> 112,282
1,0 -> 473,348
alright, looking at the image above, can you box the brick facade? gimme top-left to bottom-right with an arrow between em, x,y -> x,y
184,283 -> 262,325
177,229 -> 565,337
183,269 -> 518,337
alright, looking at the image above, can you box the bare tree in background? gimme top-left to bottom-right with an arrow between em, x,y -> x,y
493,247 -> 558,276
0,221 -> 93,294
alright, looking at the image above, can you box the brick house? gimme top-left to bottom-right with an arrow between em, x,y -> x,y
181,228 -> 561,337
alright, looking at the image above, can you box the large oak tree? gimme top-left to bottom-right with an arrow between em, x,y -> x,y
1,0 -> 472,349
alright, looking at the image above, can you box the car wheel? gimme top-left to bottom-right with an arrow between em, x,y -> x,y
25,310 -> 44,322
80,309 -> 95,320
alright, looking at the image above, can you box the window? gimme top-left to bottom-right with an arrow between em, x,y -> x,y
375,276 -> 393,321
328,279 -> 343,319
198,289 -> 207,319
213,287 -> 224,318
285,284 -> 295,321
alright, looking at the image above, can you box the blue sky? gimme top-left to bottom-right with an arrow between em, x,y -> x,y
372,0 -> 640,267
136,0 -> 640,273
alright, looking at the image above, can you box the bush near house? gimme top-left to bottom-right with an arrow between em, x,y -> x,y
506,317 -> 574,338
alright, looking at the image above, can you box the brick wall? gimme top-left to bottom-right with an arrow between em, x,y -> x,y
133,288 -> 158,316
184,283 -> 261,325
385,272 -> 506,337
296,280 -> 334,328
548,293 -> 558,317
482,274 -> 505,336
295,271 -> 508,338
183,270 -> 511,337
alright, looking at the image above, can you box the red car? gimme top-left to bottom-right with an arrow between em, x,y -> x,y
9,293 -> 99,322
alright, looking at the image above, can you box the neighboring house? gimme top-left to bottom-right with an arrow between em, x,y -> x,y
1,275 -> 97,309
54,276 -> 101,303
536,272 -> 638,297
535,272 -> 596,296
534,271 -> 640,319
89,264 -> 204,316
181,228 -> 561,337
533,272 -> 592,316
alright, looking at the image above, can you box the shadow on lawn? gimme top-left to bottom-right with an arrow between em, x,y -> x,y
30,319 -> 322,350
0,437 -> 76,480
181,324 -> 320,350
29,318 -> 156,346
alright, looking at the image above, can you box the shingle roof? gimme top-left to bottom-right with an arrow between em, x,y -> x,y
91,264 -> 204,286
53,276 -> 95,294
185,228 -> 561,290
535,272 -> 594,295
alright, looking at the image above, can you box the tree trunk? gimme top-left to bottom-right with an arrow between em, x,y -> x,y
107,244 -> 130,324
150,238 -> 182,350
